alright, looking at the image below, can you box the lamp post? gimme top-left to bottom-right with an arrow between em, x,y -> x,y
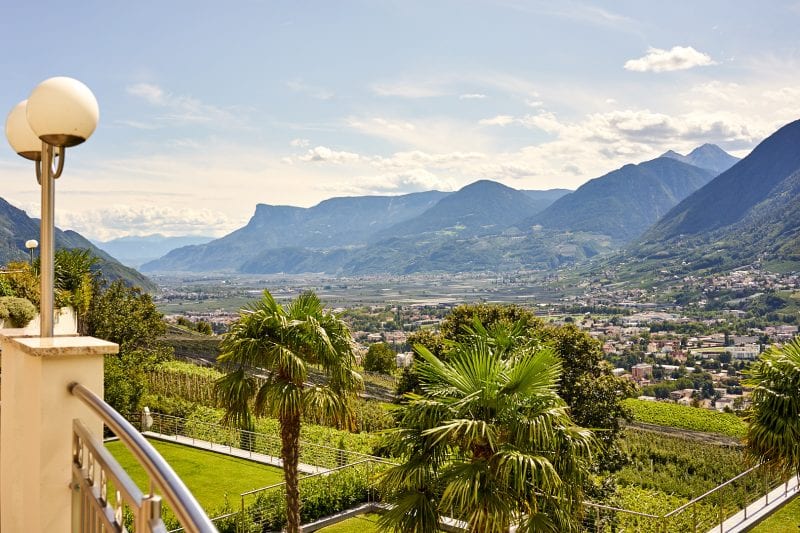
25,239 -> 38,267
4,77 -> 99,337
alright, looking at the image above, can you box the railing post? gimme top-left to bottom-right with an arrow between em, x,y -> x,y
138,494 -> 163,532
240,494 -> 246,533
0,334 -> 118,532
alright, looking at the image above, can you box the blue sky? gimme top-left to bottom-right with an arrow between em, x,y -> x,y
2,1 -> 799,240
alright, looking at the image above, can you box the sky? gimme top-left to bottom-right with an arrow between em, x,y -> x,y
1,0 -> 799,241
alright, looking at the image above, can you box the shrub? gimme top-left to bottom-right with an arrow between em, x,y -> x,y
4,262 -> 40,305
0,296 -> 36,328
246,464 -> 379,531
0,276 -> 14,297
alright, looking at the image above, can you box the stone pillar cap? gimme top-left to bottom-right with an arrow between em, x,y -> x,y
0,335 -> 119,357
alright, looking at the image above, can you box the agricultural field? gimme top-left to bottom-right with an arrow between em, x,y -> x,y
617,430 -> 746,499
623,398 -> 748,439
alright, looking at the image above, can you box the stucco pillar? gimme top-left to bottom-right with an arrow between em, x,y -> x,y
1,335 -> 118,532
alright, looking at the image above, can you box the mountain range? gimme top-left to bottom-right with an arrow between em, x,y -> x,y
93,234 -> 214,268
629,119 -> 800,274
524,158 -> 716,242
0,198 -> 155,290
142,142 -> 746,275
660,143 -> 740,175
11,123 -> 798,284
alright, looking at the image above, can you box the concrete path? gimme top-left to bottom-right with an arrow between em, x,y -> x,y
707,474 -> 799,533
143,430 -> 329,475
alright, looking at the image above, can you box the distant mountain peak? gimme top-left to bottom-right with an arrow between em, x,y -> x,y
661,143 -> 740,174
527,155 -> 715,242
458,179 -> 514,192
634,118 -> 800,275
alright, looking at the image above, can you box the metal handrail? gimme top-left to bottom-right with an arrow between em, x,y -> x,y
582,500 -> 661,519
69,382 -> 217,533
664,463 -> 761,518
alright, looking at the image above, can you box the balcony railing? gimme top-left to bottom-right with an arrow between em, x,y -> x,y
69,382 -> 218,533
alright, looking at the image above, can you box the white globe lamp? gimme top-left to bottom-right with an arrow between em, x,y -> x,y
26,77 -> 99,147
5,100 -> 42,161
4,77 -> 99,337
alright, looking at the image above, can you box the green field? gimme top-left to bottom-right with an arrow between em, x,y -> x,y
317,513 -> 381,533
106,438 -> 284,514
623,398 -> 747,439
751,496 -> 800,532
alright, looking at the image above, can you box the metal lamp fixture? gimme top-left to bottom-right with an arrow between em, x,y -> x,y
25,239 -> 38,267
5,77 -> 99,337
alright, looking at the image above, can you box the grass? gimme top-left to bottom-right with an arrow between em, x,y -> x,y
106,438 -> 285,514
317,513 -> 382,532
750,495 -> 800,532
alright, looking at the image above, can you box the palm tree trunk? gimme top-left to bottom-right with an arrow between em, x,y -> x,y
281,412 -> 302,533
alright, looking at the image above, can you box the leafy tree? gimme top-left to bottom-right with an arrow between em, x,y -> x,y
395,364 -> 421,398
87,280 -> 171,414
439,303 -> 543,344
363,342 -> 395,374
406,304 -> 635,466
406,329 -> 448,359
216,290 -> 362,533
746,337 -> 800,476
380,322 -> 595,532
88,280 -> 165,349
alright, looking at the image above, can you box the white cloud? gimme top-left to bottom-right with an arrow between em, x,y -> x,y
114,119 -> 162,130
57,205 -> 233,241
497,1 -> 635,30
298,146 -> 361,164
290,138 -> 310,148
346,116 -> 491,152
332,168 -> 459,195
128,83 -> 166,105
459,93 -> 487,100
624,46 -> 717,73
126,83 -> 247,127
371,81 -> 446,98
286,79 -> 334,100
479,115 -> 516,127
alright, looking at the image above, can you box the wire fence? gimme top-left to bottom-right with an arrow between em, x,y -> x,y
580,464 -> 798,532
142,411 -> 379,470
131,410 -> 799,533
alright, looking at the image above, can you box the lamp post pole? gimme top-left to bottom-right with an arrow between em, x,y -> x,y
5,77 -> 99,337
25,239 -> 38,267
40,141 -> 56,335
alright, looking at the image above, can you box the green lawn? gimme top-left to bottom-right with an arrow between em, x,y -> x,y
751,496 -> 800,532
106,438 -> 285,514
317,513 -> 382,533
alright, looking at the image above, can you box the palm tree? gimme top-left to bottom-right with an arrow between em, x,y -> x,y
216,290 -> 361,533
746,337 -> 800,476
379,322 -> 595,533
54,248 -> 98,334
